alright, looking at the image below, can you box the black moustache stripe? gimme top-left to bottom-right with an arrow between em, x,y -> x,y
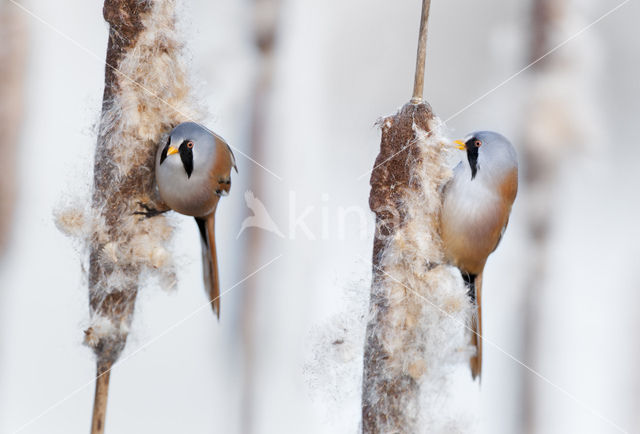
179,140 -> 194,178
466,140 -> 479,179
159,136 -> 170,165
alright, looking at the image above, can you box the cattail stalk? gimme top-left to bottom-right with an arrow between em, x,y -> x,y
56,1 -> 201,432
411,0 -> 431,103
361,2 -> 471,432
90,362 -> 112,434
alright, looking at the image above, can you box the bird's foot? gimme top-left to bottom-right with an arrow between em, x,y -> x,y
134,201 -> 168,219
216,177 -> 231,196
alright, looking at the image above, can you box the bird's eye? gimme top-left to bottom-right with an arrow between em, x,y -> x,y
474,140 -> 482,147
187,141 -> 194,149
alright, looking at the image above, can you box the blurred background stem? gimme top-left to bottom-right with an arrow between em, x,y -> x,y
241,1 -> 281,433
0,1 -> 27,255
521,1 -> 570,432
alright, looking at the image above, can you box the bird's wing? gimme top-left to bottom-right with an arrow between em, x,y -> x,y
226,143 -> 238,173
490,217 -> 509,254
470,272 -> 483,380
490,167 -> 518,253
211,132 -> 237,173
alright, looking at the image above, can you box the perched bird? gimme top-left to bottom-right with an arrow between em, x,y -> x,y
155,122 -> 236,318
440,131 -> 518,379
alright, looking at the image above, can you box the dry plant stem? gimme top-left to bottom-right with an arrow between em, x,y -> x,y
86,0 -> 191,431
362,104 -> 432,433
362,103 -> 455,433
90,361 -> 112,434
361,5 -> 467,432
411,0 -> 432,103
89,0 -> 149,361
88,1 -> 148,430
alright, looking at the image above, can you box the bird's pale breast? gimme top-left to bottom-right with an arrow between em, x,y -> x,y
440,174 -> 512,275
156,159 -> 220,217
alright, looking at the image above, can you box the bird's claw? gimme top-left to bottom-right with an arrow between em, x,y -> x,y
134,201 -> 167,219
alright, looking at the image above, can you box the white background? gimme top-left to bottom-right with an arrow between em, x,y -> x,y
0,0 -> 639,433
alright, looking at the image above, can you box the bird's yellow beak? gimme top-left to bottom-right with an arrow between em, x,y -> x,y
453,140 -> 466,150
167,146 -> 179,156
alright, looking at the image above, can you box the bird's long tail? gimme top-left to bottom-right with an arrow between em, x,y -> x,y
463,272 -> 483,380
195,215 -> 221,319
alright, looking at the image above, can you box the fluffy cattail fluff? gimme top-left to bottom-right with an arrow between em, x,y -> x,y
55,1 -> 201,432
362,103 -> 473,433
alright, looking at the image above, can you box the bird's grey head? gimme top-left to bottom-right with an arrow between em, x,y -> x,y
158,122 -> 218,179
455,131 -> 517,180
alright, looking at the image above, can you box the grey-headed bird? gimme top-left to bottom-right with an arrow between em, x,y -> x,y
440,131 -> 518,379
156,122 -> 236,319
